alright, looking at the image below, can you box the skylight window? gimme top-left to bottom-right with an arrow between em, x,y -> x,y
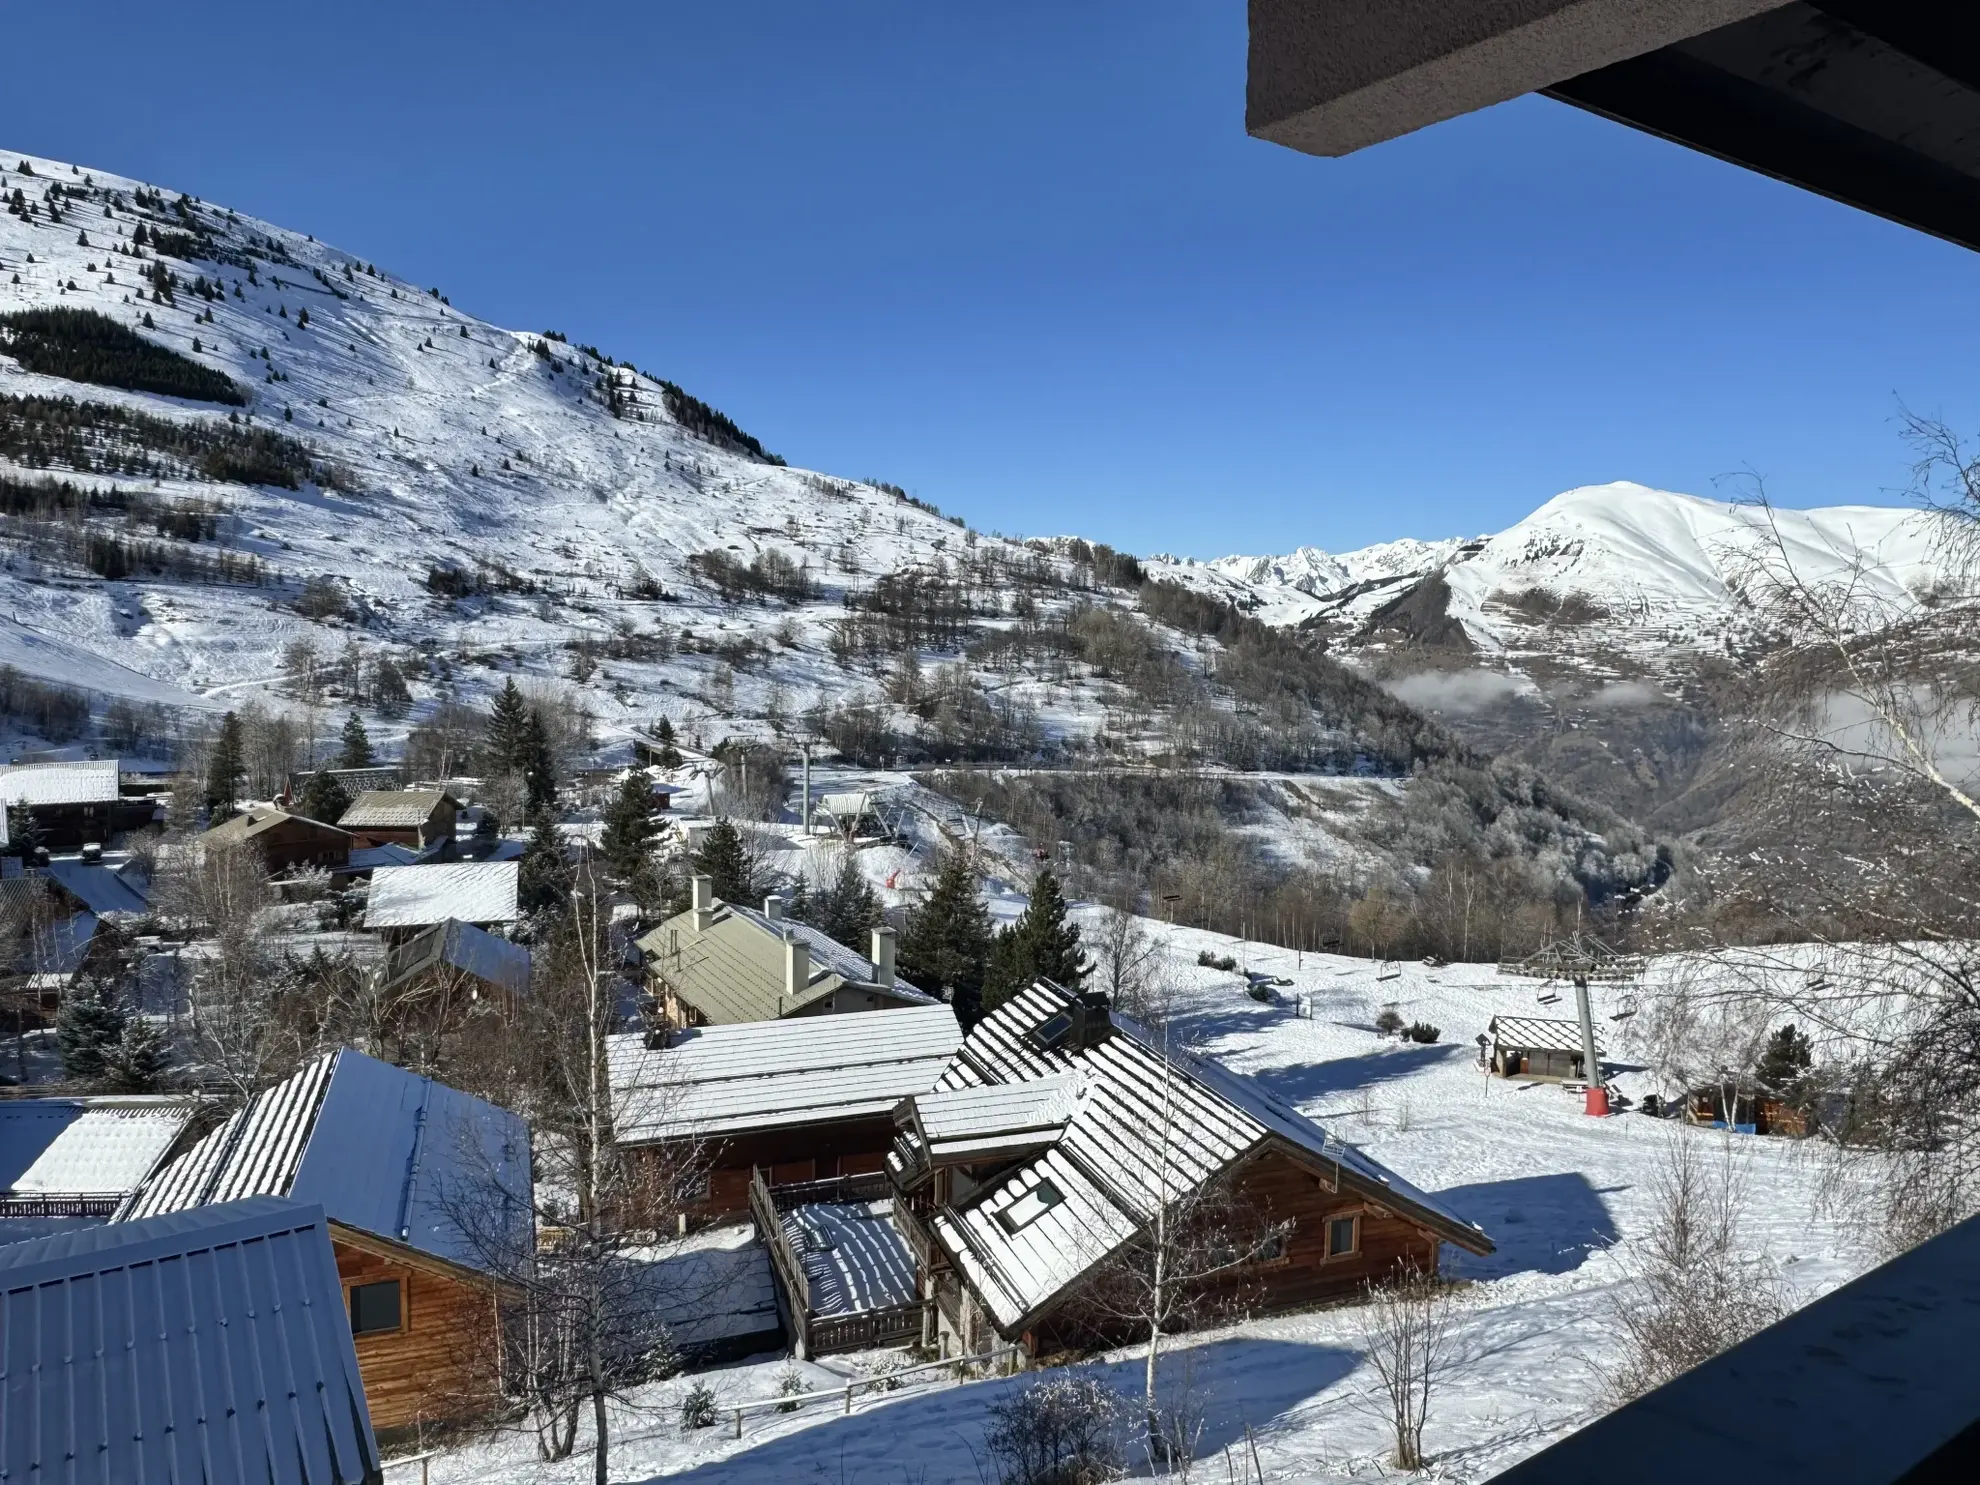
995,1176 -> 1065,1234
1028,1012 -> 1074,1053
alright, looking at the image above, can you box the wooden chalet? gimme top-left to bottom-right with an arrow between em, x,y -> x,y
889,982 -> 1494,1359
636,875 -> 928,1028
0,1095 -> 200,1240
123,1048 -> 533,1436
1486,1016 -> 1607,1082
382,916 -> 531,1002
201,806 -> 353,875
608,1002 -> 962,1222
337,789 -> 458,848
0,759 -> 153,849
1683,1082 -> 1809,1138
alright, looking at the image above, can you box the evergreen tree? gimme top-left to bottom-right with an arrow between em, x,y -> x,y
983,868 -> 1086,1014
102,1015 -> 170,1093
336,710 -> 374,768
898,852 -> 993,1027
1757,1023 -> 1814,1095
793,851 -> 882,956
56,980 -> 128,1084
488,678 -> 529,772
599,769 -> 662,882
517,809 -> 571,915
692,819 -> 757,905
5,802 -> 42,860
206,710 -> 245,817
521,708 -> 558,813
295,768 -> 352,826
651,715 -> 684,770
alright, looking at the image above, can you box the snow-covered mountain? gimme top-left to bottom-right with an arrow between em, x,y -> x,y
1187,481 -> 1944,660
0,148 -> 1025,738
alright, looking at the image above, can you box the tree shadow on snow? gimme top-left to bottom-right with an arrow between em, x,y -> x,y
1434,1171 -> 1620,1280
1241,1041 -> 1466,1107
633,1338 -> 1357,1485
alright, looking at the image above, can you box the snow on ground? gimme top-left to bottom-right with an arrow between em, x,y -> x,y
411,915 -> 1861,1485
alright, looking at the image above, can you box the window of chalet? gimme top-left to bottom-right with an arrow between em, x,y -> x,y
349,1278 -> 403,1335
995,1176 -> 1065,1234
1325,1214 -> 1359,1259
1027,1011 -> 1074,1053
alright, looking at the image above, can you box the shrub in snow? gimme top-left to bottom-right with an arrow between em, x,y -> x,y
678,1380 -> 717,1432
1197,950 -> 1237,973
1406,1022 -> 1441,1044
773,1364 -> 807,1413
1375,1007 -> 1405,1036
984,1375 -> 1126,1485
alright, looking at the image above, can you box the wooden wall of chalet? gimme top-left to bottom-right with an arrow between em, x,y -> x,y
630,1115 -> 896,1222
252,817 -> 351,874
333,1230 -> 502,1434
1030,1147 -> 1443,1355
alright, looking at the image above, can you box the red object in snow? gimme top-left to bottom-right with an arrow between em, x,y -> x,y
1585,1086 -> 1611,1117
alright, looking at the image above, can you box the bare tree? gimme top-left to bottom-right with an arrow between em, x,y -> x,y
153,840 -> 288,1096
1606,1133 -> 1789,1402
1090,898 -> 1164,1022
1063,1015 -> 1280,1469
438,859 -> 721,1485
1361,1265 -> 1459,1470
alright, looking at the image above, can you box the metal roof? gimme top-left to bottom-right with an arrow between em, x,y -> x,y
203,806 -> 352,848
0,759 -> 121,807
364,860 -> 519,927
633,899 -> 930,1024
338,790 -> 452,829
125,1049 -> 532,1276
1489,1016 -> 1608,1056
386,918 -> 531,996
921,982 -> 1493,1335
41,858 -> 150,916
608,1003 -> 961,1142
0,1097 -> 198,1197
346,843 -> 418,872
0,1196 -> 381,1485
911,1077 -> 1078,1163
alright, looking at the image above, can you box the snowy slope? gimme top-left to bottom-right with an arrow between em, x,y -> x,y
0,147 -> 1021,734
401,920 -> 1864,1485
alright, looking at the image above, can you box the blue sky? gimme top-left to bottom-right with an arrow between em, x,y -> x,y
6,3 -> 1980,558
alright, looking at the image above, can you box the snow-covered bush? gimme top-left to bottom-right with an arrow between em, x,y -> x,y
983,1375 -> 1126,1485
678,1380 -> 717,1432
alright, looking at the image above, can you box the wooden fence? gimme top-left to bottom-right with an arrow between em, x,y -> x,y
749,1166 -> 933,1358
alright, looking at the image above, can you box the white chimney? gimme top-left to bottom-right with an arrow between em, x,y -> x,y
764,895 -> 785,921
784,932 -> 809,1001
871,925 -> 896,989
690,874 -> 714,932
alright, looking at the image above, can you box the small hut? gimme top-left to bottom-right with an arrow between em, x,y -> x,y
1486,1015 -> 1607,1081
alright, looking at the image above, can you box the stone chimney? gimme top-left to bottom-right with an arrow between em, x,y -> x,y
784,932 -> 810,1002
764,895 -> 785,921
690,874 -> 714,933
871,925 -> 897,989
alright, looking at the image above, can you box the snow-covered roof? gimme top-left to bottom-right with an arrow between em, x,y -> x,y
365,860 -> 519,927
124,1049 -> 531,1277
1488,1016 -> 1607,1055
910,1077 -> 1078,1163
634,898 -> 932,1024
41,859 -> 149,916
608,1003 -> 961,1142
0,1196 -> 380,1485
0,759 -> 121,807
387,918 -> 531,996
0,1098 -> 198,1200
338,789 -> 451,828
920,982 -> 1493,1334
